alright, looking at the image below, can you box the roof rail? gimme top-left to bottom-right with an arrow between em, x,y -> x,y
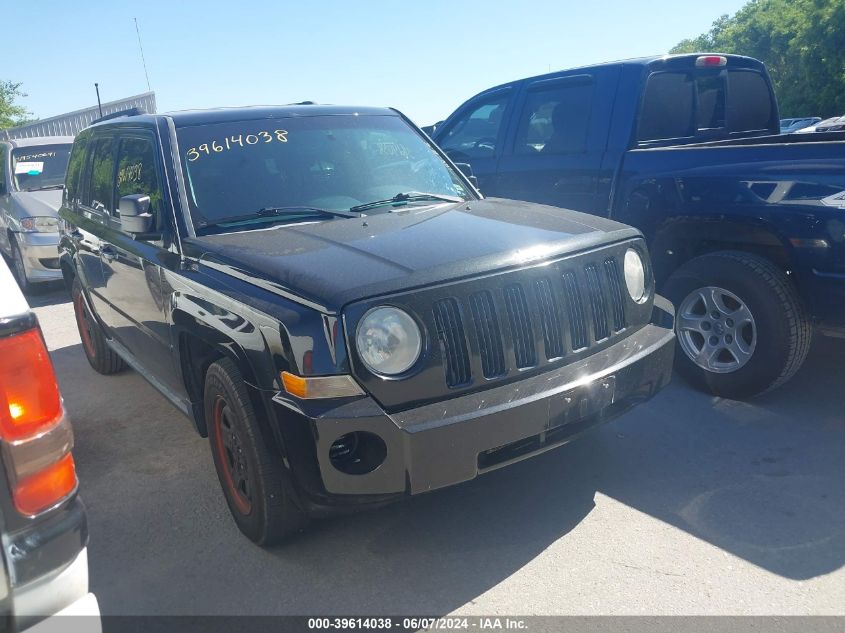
288,101 -> 316,105
91,107 -> 145,125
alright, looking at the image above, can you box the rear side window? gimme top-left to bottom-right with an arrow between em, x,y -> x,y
115,136 -> 164,224
727,70 -> 772,132
84,136 -> 115,214
514,79 -> 593,154
65,136 -> 89,203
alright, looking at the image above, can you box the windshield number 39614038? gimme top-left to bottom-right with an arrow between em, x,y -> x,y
186,129 -> 288,161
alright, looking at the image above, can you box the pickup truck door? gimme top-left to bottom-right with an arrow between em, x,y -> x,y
493,67 -> 620,214
96,132 -> 180,390
433,87 -> 515,195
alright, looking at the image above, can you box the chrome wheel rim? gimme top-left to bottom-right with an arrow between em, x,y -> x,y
677,286 -> 757,374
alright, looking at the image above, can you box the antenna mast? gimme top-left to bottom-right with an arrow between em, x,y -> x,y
134,17 -> 152,91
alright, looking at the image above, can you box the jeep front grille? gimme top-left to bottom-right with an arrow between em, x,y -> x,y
433,257 -> 629,388
433,298 -> 472,387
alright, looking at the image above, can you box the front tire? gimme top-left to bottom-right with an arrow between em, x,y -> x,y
11,239 -> 34,294
204,357 -> 308,546
72,276 -> 126,375
663,251 -> 812,399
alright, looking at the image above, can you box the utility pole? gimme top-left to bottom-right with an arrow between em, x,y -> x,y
94,83 -> 103,117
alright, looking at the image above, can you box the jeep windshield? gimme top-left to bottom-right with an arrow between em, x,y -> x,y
176,114 -> 473,235
11,144 -> 72,191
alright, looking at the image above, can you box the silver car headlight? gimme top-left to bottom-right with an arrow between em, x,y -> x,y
624,248 -> 647,302
355,306 -> 422,376
19,217 -> 59,233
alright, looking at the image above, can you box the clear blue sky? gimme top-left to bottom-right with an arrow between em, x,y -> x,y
3,0 -> 746,126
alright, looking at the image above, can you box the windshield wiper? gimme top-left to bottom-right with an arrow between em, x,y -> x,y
198,206 -> 360,228
349,192 -> 465,214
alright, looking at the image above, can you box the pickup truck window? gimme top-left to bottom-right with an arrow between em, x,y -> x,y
11,144 -> 71,192
438,94 -> 510,159
84,136 -> 116,215
177,115 -> 467,233
637,72 -> 695,141
696,75 -> 726,130
115,136 -> 164,226
514,81 -> 592,154
638,69 -> 773,142
727,70 -> 773,133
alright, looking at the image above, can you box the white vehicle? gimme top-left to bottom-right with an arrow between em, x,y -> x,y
0,257 -> 100,632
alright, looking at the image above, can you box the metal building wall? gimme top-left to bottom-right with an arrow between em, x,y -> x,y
2,92 -> 157,140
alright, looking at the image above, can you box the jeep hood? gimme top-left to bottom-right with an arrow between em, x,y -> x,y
185,198 -> 639,312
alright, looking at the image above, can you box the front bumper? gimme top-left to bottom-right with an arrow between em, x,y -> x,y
13,232 -> 63,283
276,297 -> 675,504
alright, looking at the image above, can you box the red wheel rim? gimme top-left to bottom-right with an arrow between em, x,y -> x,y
211,396 -> 253,515
74,293 -> 97,359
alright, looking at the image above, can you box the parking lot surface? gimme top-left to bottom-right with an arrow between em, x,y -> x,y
30,286 -> 845,616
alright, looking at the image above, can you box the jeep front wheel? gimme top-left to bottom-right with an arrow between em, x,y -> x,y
663,250 -> 812,399
204,357 -> 308,546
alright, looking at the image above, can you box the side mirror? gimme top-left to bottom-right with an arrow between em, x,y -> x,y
454,162 -> 479,189
118,194 -> 153,234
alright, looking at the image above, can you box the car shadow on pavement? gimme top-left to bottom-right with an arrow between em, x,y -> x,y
595,336 -> 845,581
46,330 -> 845,615
20,283 -> 68,308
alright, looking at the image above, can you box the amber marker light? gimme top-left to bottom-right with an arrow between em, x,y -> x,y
280,372 -> 364,399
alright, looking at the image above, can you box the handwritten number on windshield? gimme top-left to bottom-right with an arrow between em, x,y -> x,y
186,130 -> 288,161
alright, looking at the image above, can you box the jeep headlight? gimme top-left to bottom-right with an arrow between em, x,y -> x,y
355,306 -> 422,376
19,216 -> 59,233
624,248 -> 647,302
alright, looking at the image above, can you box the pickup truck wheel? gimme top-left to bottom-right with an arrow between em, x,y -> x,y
204,358 -> 308,546
71,277 -> 126,374
663,251 -> 812,398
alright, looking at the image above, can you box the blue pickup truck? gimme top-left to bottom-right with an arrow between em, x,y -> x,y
430,53 -> 845,398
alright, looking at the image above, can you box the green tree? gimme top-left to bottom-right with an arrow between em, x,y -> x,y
671,0 -> 845,118
0,80 -> 35,129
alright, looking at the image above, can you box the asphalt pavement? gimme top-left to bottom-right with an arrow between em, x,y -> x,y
29,285 -> 845,616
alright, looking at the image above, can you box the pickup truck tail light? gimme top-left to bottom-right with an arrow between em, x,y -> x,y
0,327 -> 78,517
695,55 -> 727,68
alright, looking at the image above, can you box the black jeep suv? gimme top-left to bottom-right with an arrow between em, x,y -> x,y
59,105 -> 674,545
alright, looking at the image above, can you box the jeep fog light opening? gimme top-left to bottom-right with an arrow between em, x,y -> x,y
329,431 -> 387,475
624,248 -> 647,302
355,306 -> 422,375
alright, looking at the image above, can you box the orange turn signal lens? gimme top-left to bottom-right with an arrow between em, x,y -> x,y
0,328 -> 62,441
13,453 -> 78,516
281,372 -> 309,398
280,372 -> 364,399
